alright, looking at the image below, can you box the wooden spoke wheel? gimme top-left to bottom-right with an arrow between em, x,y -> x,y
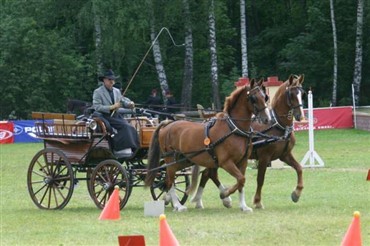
27,148 -> 74,210
86,167 -> 93,197
89,160 -> 130,210
150,169 -> 190,205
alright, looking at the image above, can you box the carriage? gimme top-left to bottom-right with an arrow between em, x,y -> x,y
27,110 -> 191,210
28,75 -> 305,212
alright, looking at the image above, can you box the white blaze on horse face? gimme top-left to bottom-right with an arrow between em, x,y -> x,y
264,103 -> 271,121
297,90 -> 305,120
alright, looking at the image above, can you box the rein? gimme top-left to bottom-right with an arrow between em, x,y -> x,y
147,115 -> 255,172
148,84 -> 267,172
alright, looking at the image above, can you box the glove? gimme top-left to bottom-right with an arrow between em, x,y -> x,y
111,102 -> 121,110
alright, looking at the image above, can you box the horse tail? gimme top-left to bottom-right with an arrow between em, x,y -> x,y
186,165 -> 200,195
144,120 -> 173,187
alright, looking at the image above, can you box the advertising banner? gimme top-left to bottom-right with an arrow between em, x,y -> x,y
12,120 -> 43,143
0,121 -> 14,144
294,106 -> 353,131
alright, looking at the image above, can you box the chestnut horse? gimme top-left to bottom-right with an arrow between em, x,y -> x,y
144,79 -> 271,212
191,75 -> 305,210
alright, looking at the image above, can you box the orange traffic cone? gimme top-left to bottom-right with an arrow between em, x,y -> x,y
366,169 -> 370,181
341,211 -> 362,246
99,186 -> 120,220
159,214 -> 180,246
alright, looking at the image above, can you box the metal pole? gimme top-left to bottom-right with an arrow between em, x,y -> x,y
352,84 -> 357,129
301,90 -> 324,167
308,90 -> 314,165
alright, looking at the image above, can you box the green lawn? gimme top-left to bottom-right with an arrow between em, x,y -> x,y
0,129 -> 369,245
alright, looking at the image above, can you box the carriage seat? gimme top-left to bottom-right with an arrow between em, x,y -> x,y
91,111 -> 114,134
90,111 -> 134,158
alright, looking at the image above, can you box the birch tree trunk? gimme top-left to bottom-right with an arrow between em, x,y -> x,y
92,0 -> 103,83
208,0 -> 221,110
352,0 -> 364,106
240,0 -> 249,78
330,0 -> 338,106
181,0 -> 193,110
149,1 -> 169,103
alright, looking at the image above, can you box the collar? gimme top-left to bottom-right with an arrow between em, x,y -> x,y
226,115 -> 251,138
104,85 -> 113,92
270,109 -> 287,131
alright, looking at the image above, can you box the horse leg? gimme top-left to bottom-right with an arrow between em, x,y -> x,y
253,159 -> 268,209
221,161 -> 250,212
237,161 -> 253,212
208,168 -> 233,208
191,168 -> 232,209
238,187 -> 253,213
191,168 -> 209,209
163,192 -> 171,206
167,184 -> 187,212
219,185 -> 232,208
166,169 -> 187,212
280,152 -> 304,202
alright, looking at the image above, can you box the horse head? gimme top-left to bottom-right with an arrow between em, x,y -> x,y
223,79 -> 271,126
284,74 -> 305,121
248,79 -> 271,124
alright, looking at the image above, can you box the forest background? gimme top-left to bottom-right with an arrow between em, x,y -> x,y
1,0 -> 369,120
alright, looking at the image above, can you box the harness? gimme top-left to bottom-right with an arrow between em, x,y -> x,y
250,108 -> 294,159
150,85 -> 266,171
253,85 -> 304,146
202,115 -> 253,167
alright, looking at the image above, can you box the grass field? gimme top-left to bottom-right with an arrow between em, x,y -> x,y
0,129 -> 369,245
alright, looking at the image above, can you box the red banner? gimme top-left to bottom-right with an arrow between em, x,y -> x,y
294,106 -> 353,131
0,121 -> 14,144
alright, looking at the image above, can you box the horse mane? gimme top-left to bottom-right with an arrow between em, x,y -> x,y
223,86 -> 249,113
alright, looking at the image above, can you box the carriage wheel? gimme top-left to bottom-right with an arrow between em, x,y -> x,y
86,167 -> 93,197
150,169 -> 190,205
89,160 -> 130,210
27,148 -> 74,210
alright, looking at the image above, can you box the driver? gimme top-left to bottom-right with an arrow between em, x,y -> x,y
92,69 -> 139,157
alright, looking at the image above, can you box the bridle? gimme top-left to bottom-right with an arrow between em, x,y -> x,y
286,86 -> 305,110
285,86 -> 305,120
247,86 -> 268,115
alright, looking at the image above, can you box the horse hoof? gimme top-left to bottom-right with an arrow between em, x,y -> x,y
240,206 -> 253,213
291,191 -> 300,203
191,197 -> 204,209
192,200 -> 204,209
254,203 -> 264,209
195,203 -> 204,209
163,194 -> 171,206
222,198 -> 232,208
219,193 -> 228,200
174,206 -> 188,212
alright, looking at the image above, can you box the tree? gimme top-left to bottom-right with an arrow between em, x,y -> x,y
240,0 -> 249,78
352,0 -> 364,106
208,0 -> 221,110
150,26 -> 170,102
1,0 -> 369,120
92,0 -> 103,80
181,0 -> 194,110
330,0 -> 338,106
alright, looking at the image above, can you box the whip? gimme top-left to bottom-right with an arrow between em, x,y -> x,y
111,27 -> 184,117
122,27 -> 184,96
